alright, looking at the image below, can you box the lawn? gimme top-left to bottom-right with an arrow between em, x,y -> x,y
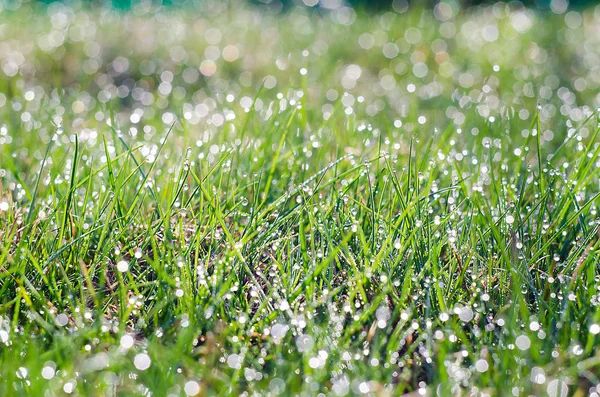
1,0 -> 600,395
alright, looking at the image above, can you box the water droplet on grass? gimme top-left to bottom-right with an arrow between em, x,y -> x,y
475,359 -> 489,373
56,313 -> 68,327
458,306 -> 473,322
184,381 -> 201,396
116,260 -> 129,272
515,335 -> 531,351
134,353 -> 151,371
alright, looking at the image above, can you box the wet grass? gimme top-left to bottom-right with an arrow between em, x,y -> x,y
1,1 -> 600,396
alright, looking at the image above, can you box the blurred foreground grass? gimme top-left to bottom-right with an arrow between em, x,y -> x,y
2,1 -> 600,396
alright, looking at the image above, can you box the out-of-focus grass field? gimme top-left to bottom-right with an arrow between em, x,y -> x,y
1,0 -> 600,395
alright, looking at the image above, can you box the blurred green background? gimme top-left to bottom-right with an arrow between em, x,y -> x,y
25,0 -> 597,11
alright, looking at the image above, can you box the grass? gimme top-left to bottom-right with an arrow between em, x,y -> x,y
1,0 -> 600,395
